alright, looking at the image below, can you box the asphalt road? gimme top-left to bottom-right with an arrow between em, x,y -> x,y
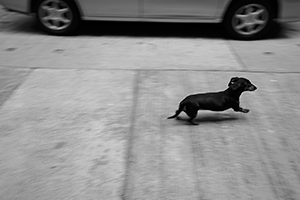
1,5 -> 300,200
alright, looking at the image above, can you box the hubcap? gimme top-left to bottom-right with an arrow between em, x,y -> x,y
232,4 -> 269,36
38,0 -> 73,31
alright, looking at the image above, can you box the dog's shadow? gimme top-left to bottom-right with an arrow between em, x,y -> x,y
174,113 -> 242,125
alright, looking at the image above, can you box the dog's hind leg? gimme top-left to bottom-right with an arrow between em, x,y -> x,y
188,115 -> 198,125
185,104 -> 199,125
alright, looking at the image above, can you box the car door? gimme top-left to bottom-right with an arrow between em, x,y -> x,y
80,0 -> 139,17
143,0 -> 219,18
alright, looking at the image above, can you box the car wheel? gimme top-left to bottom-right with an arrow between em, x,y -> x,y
35,0 -> 81,35
223,0 -> 275,40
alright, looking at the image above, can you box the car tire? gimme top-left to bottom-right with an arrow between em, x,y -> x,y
35,0 -> 81,35
223,0 -> 275,40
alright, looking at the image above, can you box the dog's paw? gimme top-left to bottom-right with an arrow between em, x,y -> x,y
242,109 -> 250,113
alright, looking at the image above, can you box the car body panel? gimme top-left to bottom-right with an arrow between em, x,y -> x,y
79,0 -> 139,17
1,0 -> 30,13
143,0 -> 219,18
1,0 -> 300,22
278,0 -> 300,22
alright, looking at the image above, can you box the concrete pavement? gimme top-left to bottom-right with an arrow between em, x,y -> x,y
1,4 -> 300,200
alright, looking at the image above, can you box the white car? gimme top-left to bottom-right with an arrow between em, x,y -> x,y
1,0 -> 300,40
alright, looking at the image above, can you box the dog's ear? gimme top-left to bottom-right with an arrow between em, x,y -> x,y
228,77 -> 239,86
229,81 -> 241,90
228,77 -> 241,90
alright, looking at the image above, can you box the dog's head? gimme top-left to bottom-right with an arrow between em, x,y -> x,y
228,77 -> 257,92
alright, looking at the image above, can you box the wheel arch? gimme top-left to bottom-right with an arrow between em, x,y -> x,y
222,0 -> 279,21
30,0 -> 83,17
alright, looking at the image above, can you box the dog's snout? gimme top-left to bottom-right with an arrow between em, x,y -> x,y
249,85 -> 257,91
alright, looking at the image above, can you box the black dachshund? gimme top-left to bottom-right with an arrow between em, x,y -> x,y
167,77 -> 257,125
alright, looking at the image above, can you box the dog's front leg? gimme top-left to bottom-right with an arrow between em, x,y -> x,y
234,107 -> 249,113
233,105 -> 249,113
238,107 -> 249,113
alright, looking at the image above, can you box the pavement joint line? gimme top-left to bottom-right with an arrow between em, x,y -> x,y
0,68 -> 34,109
189,127 -> 204,199
249,107 -> 284,200
1,65 -> 300,74
244,112 -> 280,199
121,70 -> 141,200
226,39 -> 249,71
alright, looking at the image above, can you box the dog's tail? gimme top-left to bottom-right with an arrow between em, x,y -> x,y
167,102 -> 185,119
